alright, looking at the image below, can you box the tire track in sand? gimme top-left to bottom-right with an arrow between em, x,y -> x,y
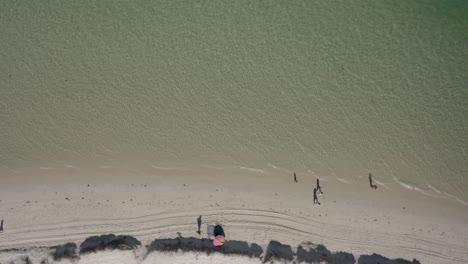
0,208 -> 466,263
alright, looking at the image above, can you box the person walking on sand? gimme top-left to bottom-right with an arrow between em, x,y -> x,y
0,219 -> 3,233
294,172 -> 298,182
368,173 -> 377,189
313,188 -> 320,205
316,179 -> 323,194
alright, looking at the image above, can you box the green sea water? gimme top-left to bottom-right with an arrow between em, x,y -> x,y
1,1 -> 467,202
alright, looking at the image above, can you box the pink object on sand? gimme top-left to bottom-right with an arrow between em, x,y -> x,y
213,235 -> 225,247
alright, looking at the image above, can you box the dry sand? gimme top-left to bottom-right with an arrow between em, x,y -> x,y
0,165 -> 467,263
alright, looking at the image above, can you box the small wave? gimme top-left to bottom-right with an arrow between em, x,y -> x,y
393,177 -> 423,191
392,177 -> 436,197
454,197 -> 468,206
393,178 -> 466,204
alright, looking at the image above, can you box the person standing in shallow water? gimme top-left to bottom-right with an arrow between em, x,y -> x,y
313,188 -> 320,205
316,179 -> 323,194
0,219 -> 3,233
294,172 -> 297,182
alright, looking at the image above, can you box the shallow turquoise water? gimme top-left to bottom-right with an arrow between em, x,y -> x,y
1,1 -> 467,202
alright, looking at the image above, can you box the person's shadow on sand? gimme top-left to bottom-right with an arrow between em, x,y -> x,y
313,188 -> 320,205
316,179 -> 323,194
368,173 -> 377,189
196,216 -> 202,234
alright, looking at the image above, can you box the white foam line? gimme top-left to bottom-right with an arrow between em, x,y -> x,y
392,177 -> 437,198
64,164 -> 76,169
99,165 -> 113,169
393,177 -> 421,191
200,165 -> 225,170
266,163 -> 291,173
454,198 -> 468,206
267,163 -> 278,169
426,184 -> 468,206
39,167 -> 55,170
151,165 -> 187,171
239,166 -> 266,174
443,192 -> 468,206
427,184 -> 441,194
373,180 -> 389,189
336,177 -> 351,184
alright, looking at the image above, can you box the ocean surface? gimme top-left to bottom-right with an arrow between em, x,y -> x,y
1,1 -> 467,203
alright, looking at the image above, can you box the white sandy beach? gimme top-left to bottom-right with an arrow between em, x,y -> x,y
0,165 -> 467,263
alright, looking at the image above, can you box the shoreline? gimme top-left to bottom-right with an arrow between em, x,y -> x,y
0,168 -> 467,263
2,161 -> 467,207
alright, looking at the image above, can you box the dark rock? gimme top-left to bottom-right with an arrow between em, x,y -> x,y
264,240 -> 294,262
297,244 -> 334,263
333,251 -> 356,264
358,254 -> 420,264
51,243 -> 78,260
